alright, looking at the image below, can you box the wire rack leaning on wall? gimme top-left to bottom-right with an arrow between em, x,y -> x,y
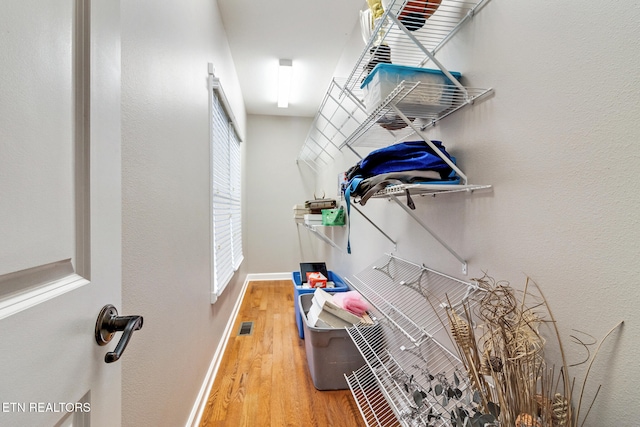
343,253 -> 491,427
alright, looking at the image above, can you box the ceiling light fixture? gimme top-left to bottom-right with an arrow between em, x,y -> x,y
277,59 -> 292,108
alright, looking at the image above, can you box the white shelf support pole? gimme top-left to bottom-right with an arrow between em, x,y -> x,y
299,223 -> 343,252
391,104 -> 468,185
351,204 -> 397,250
387,14 -> 467,97
389,195 -> 467,275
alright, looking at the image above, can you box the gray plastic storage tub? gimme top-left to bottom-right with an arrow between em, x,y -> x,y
299,293 -> 366,390
292,270 -> 349,339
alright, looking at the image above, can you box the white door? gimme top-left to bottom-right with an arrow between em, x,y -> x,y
0,1 -> 129,426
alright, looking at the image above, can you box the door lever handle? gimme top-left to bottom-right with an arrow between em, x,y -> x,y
95,304 -> 143,363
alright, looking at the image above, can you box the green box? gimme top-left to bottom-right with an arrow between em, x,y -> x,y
321,208 -> 345,226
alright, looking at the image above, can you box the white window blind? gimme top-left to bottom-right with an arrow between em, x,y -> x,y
209,66 -> 243,303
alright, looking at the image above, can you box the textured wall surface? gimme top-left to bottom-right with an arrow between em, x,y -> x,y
120,1 -> 246,425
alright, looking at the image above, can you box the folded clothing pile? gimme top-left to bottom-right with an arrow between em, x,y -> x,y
345,140 -> 457,205
343,140 -> 458,253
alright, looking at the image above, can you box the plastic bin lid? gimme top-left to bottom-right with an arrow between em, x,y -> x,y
360,63 -> 462,89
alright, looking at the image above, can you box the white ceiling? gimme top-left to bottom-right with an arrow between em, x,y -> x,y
217,0 -> 365,118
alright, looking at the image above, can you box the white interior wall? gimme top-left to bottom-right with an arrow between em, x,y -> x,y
120,1 -> 247,426
310,1 -> 640,425
244,114 -> 324,273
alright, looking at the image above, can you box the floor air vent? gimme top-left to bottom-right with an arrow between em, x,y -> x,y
238,321 -> 253,336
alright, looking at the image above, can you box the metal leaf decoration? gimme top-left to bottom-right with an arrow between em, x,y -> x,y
454,388 -> 463,399
487,401 -> 500,418
435,384 -> 443,396
471,413 -> 496,427
412,390 -> 426,407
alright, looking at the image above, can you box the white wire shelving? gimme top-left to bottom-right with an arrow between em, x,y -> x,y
345,0 -> 491,95
339,81 -> 492,151
296,78 -> 368,172
371,182 -> 492,198
296,0 -> 494,273
343,254 -> 484,427
297,0 -> 493,169
297,208 -> 399,253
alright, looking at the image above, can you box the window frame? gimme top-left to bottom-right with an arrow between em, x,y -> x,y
209,66 -> 243,303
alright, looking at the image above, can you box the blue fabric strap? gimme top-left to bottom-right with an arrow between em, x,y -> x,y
345,177 -> 363,254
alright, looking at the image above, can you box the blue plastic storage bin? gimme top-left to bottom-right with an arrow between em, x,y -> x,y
361,63 -> 462,116
291,270 -> 349,339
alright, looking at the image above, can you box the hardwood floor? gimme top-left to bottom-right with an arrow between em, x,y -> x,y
199,280 -> 366,427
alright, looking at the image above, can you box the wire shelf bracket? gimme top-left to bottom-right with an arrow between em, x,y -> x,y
297,222 -> 344,252
351,204 -> 398,250
390,194 -> 467,275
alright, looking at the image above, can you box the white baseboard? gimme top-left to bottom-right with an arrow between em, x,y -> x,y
245,271 -> 291,281
185,271 -> 291,426
186,275 -> 250,427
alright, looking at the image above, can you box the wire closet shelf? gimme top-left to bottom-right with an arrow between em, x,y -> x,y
344,0 -> 492,98
344,254 -> 485,426
297,0 -> 492,170
297,77 -> 367,170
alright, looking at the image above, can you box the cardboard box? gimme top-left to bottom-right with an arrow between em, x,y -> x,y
306,272 -> 327,288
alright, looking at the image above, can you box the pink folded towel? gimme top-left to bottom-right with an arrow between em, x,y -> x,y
332,291 -> 371,316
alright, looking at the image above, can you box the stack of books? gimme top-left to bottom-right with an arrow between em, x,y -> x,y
307,288 -> 373,328
293,204 -> 310,223
303,213 -> 323,226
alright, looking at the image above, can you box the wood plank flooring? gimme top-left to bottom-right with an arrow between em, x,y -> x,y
199,280 -> 366,427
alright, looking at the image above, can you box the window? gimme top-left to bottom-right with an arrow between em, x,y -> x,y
209,67 -> 243,303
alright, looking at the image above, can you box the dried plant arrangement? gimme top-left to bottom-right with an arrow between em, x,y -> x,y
442,273 -> 623,427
